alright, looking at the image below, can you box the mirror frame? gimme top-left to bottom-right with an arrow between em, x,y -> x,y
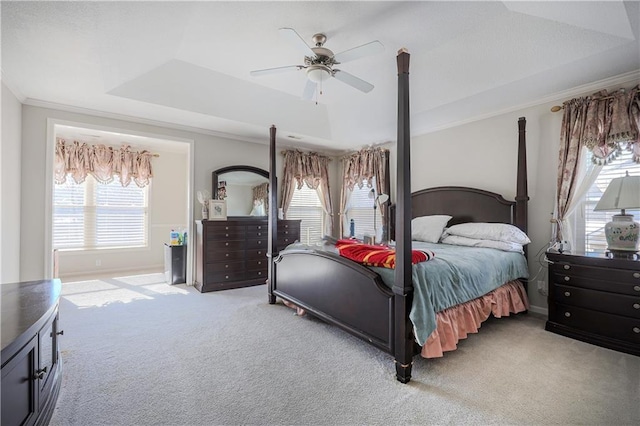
211,165 -> 270,218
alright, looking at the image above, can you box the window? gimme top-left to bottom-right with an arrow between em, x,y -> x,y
581,149 -> 639,255
345,178 -> 383,239
53,174 -> 149,250
286,184 -> 324,245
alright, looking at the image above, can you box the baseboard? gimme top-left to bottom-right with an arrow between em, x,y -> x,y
527,305 -> 548,317
59,265 -> 164,281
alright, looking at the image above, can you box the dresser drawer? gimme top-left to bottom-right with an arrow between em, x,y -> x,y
246,229 -> 268,239
551,272 -> 640,297
246,223 -> 267,233
246,258 -> 268,271
554,284 -> 640,319
246,238 -> 268,249
551,261 -> 640,285
278,236 -> 297,247
208,249 -> 245,261
551,303 -> 640,344
207,260 -> 245,273
246,248 -> 268,260
206,240 -> 245,251
207,270 -> 246,284
206,227 -> 245,240
246,269 -> 267,280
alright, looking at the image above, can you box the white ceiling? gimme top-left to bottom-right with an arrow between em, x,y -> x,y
2,1 -> 639,152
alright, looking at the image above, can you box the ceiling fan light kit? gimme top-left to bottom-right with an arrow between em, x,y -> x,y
250,27 -> 384,100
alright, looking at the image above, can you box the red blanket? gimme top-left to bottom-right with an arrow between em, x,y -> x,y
335,239 -> 435,269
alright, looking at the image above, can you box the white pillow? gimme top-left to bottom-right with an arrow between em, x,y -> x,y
444,222 -> 530,245
411,215 -> 452,243
441,235 -> 524,253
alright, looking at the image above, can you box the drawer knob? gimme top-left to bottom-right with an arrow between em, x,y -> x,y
635,286 -> 640,292
634,303 -> 640,310
258,226 -> 262,230
634,327 -> 640,334
258,271 -> 262,276
563,264 -> 570,270
564,312 -> 571,318
225,264 -> 229,268
634,272 -> 640,279
225,253 -> 229,257
257,261 -> 261,265
257,251 -> 262,255
225,275 -> 229,279
225,234 -> 229,237
258,232 -> 262,236
225,242 -> 229,246
564,276 -> 570,282
564,291 -> 571,297
258,241 -> 262,245
225,226 -> 229,230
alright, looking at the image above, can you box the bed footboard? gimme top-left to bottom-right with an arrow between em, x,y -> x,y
273,249 -> 395,354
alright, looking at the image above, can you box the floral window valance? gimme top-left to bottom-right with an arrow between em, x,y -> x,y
341,146 -> 389,190
561,85 -> 640,164
54,138 -> 154,187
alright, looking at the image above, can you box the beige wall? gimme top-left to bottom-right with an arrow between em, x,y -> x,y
56,148 -> 189,279
1,82 -> 23,283
20,105 -> 271,281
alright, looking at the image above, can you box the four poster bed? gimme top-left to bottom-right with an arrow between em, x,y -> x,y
266,50 -> 530,383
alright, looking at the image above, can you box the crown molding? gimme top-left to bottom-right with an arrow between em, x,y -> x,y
22,97 -> 270,146
1,70 -> 26,102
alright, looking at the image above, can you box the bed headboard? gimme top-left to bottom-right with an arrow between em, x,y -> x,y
389,186 -> 518,240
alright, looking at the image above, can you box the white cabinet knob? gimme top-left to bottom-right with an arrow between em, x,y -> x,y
634,303 -> 640,310
633,327 -> 640,334
563,264 -> 570,270
564,276 -> 570,282
564,312 -> 571,317
634,286 -> 640,292
564,291 -> 571,297
634,272 -> 640,279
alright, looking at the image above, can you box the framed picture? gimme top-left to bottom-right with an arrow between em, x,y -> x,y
208,200 -> 227,220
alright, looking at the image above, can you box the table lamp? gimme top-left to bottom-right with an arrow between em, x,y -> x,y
369,189 -> 389,244
593,171 -> 640,258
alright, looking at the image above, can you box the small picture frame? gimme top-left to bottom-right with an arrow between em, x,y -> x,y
208,200 -> 227,220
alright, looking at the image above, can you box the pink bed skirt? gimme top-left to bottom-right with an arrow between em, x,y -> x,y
282,279 -> 530,359
422,280 -> 530,358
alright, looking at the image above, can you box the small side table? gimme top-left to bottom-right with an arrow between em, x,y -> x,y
164,244 -> 186,285
545,251 -> 640,356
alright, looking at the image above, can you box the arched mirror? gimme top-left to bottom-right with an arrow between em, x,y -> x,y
212,166 -> 270,217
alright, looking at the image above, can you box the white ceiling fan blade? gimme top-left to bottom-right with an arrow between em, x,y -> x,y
250,65 -> 301,77
279,27 -> 315,57
333,40 -> 384,64
302,80 -> 317,100
333,70 -> 374,93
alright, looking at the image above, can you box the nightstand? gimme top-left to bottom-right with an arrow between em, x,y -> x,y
545,251 -> 640,356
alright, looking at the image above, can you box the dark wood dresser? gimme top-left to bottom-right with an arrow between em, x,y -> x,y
195,218 -> 300,292
545,251 -> 640,356
2,279 -> 63,426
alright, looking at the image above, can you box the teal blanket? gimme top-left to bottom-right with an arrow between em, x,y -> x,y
370,242 -> 529,346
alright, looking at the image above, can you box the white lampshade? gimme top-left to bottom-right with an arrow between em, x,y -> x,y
593,171 -> 640,257
593,172 -> 640,212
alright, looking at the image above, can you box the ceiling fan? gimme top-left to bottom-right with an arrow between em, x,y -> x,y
250,28 -> 384,100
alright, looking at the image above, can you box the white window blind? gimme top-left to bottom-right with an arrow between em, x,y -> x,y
345,178 -> 383,239
53,175 -> 149,250
287,184 -> 324,245
584,149 -> 639,255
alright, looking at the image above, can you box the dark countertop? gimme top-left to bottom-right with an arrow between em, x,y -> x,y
1,279 -> 61,355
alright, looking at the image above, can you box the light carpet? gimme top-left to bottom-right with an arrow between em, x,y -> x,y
49,273 -> 640,425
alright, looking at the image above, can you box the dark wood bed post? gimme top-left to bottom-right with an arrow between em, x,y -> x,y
268,125 -> 278,304
393,48 -> 414,384
515,117 -> 529,236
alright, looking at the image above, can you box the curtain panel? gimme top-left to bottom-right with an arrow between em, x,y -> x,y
280,150 -> 333,235
554,85 -> 640,242
252,182 -> 269,212
54,138 -> 154,187
339,147 -> 390,237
